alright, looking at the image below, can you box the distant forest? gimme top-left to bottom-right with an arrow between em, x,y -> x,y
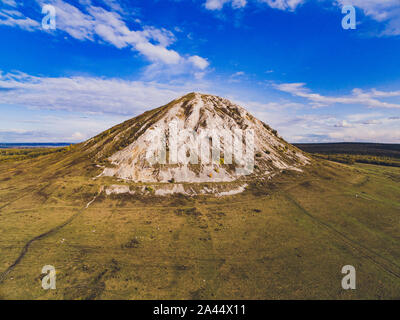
295,143 -> 400,167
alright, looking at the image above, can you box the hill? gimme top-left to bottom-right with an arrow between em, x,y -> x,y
0,94 -> 399,299
83,93 -> 308,187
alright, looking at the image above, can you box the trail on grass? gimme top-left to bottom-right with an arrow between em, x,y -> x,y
0,187 -> 103,284
285,194 -> 400,280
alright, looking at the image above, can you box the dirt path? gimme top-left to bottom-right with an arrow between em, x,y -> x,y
0,187 -> 103,284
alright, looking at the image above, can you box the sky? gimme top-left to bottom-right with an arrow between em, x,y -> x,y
0,0 -> 399,143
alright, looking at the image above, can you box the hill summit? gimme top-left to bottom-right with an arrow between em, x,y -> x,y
82,93 -> 309,193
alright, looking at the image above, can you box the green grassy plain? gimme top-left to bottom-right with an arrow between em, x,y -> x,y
0,149 -> 399,299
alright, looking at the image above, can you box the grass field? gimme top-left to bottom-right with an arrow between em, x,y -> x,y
0,148 -> 399,299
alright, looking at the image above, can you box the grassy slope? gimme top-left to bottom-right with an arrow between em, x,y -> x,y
0,150 -> 399,299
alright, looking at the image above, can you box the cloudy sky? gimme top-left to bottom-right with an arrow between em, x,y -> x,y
0,0 -> 399,143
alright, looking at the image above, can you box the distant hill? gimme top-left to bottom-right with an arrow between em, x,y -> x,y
295,143 -> 400,159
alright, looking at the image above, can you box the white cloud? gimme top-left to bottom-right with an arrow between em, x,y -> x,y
334,120 -> 352,127
336,1 -> 399,22
274,112 -> 400,143
1,70 -> 399,143
232,71 -> 245,77
0,115 -> 128,143
0,71 -> 210,115
228,71 -> 246,83
38,1 -> 183,63
205,0 -> 247,10
346,112 -> 383,122
328,126 -> 400,143
230,85 -> 400,143
188,55 -> 210,70
0,5 -> 40,31
70,131 -> 85,140
0,70 -> 212,142
369,88 -> 400,98
135,42 -> 182,65
37,1 -> 208,69
232,0 -> 247,8
336,0 -> 400,36
1,9 -> 22,17
205,0 -> 229,10
100,0 -> 124,13
259,0 -> 305,11
0,14 -> 40,31
203,0 -> 400,37
274,83 -> 400,109
0,0 -> 17,7
0,0 -> 209,73
205,0 -> 304,11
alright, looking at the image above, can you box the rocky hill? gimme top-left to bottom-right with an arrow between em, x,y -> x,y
79,93 -> 309,195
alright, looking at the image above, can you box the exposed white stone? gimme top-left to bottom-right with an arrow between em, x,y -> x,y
98,93 -> 309,193
216,184 -> 248,197
105,185 -> 135,195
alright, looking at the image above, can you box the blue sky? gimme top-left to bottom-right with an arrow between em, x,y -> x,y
0,0 -> 399,143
